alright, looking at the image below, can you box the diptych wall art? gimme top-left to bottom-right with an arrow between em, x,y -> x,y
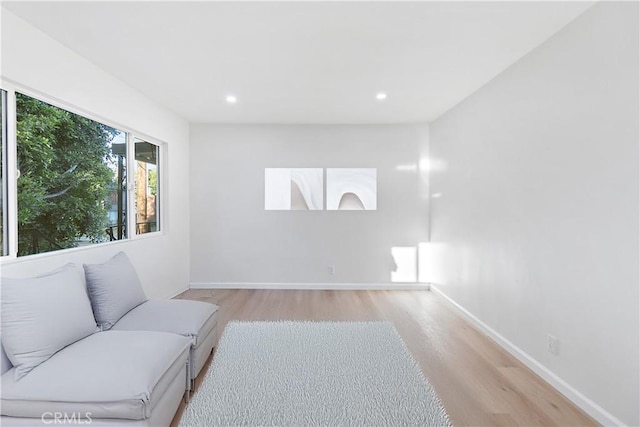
264,168 -> 323,210
264,168 -> 377,211
326,168 -> 377,211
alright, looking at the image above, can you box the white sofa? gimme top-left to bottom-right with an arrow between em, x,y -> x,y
112,299 -> 218,384
1,331 -> 191,426
1,253 -> 218,426
82,252 -> 219,383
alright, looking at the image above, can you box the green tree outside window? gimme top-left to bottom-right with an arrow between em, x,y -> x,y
16,93 -> 126,256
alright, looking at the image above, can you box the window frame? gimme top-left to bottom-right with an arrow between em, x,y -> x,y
131,137 -> 163,237
0,81 -> 166,262
0,89 -> 9,256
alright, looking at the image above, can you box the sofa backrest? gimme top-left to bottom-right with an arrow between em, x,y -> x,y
1,340 -> 13,375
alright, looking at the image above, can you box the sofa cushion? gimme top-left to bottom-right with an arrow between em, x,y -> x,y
1,343 -> 13,375
84,252 -> 148,331
112,300 -> 218,346
1,264 -> 98,380
0,331 -> 191,420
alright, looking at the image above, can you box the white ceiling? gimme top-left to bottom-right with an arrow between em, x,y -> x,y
3,1 -> 594,124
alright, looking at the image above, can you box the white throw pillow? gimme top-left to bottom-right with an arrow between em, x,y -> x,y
83,252 -> 147,331
1,264 -> 98,380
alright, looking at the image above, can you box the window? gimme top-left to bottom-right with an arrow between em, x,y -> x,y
0,89 -> 164,259
1,90 -> 7,256
134,138 -> 160,234
16,93 -> 127,256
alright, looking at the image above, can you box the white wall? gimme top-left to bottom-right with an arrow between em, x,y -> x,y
190,124 -> 429,286
429,2 -> 638,425
0,10 -> 191,299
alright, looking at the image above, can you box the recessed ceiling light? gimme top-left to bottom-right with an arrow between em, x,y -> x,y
225,95 -> 237,104
376,92 -> 387,101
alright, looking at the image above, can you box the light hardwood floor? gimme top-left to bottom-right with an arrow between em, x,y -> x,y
171,289 -> 598,426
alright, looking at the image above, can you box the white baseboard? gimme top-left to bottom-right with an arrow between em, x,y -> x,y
429,284 -> 625,427
159,285 -> 190,300
190,282 -> 430,291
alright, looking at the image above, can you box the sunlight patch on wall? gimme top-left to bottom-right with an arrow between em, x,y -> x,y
391,246 -> 417,283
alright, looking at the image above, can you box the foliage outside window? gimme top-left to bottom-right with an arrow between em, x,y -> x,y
1,90 -> 7,256
16,93 -> 127,256
134,138 -> 159,234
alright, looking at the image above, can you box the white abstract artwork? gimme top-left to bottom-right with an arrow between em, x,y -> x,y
326,168 -> 377,210
264,168 -> 323,210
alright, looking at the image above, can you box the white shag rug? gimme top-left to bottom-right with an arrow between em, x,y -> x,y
180,321 -> 450,426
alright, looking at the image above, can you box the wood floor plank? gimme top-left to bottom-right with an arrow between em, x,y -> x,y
171,289 -> 598,427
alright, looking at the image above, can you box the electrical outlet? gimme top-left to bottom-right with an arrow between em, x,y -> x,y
328,265 -> 335,275
547,334 -> 559,355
